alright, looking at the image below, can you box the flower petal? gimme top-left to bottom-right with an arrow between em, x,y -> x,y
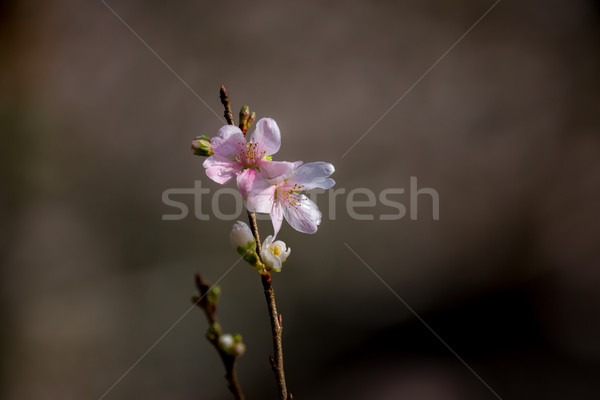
270,201 -> 284,238
203,155 -> 243,184
237,169 -> 276,213
261,235 -> 283,271
289,162 -> 335,190
282,194 -> 322,234
250,118 -> 281,156
272,240 -> 291,263
212,125 -> 245,157
259,160 -> 302,180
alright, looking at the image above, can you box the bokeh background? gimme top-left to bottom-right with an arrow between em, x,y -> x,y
1,0 -> 599,399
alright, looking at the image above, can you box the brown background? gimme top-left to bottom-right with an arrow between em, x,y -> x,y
1,0 -> 599,399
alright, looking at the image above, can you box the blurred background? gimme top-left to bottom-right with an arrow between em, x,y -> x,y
1,0 -> 599,399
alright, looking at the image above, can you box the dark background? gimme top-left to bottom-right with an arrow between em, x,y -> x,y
1,0 -> 599,399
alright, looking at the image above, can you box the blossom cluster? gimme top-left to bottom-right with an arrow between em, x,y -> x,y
193,116 -> 335,271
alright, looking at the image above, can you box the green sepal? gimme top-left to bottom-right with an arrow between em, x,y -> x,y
191,135 -> 214,156
206,323 -> 222,341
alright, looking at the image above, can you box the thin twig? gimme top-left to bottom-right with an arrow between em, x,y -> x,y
219,85 -> 235,125
247,210 -> 263,256
219,85 -> 289,399
193,274 -> 245,400
260,272 -> 288,399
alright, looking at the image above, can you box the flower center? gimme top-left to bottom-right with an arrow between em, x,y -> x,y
236,139 -> 266,168
278,183 -> 306,210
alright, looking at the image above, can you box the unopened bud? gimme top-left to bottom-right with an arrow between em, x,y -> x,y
239,106 -> 251,135
231,221 -> 264,270
230,221 -> 255,251
206,285 -> 221,306
191,135 -> 214,156
206,323 -> 221,341
218,334 -> 234,351
232,334 -> 246,356
231,342 -> 246,356
247,112 -> 256,129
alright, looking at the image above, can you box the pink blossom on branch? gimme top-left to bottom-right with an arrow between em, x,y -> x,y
203,118 -> 290,191
240,161 -> 335,237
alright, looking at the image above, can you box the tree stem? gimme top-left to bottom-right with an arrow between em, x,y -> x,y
219,85 -> 235,125
260,272 -> 288,399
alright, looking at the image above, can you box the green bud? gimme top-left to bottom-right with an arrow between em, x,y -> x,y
206,285 -> 221,306
206,323 -> 222,341
239,105 -> 250,123
191,135 -> 214,156
239,105 -> 250,134
247,112 -> 256,129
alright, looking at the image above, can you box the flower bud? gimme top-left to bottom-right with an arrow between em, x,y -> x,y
232,342 -> 246,357
231,334 -> 246,356
231,221 -> 263,270
218,333 -> 246,357
247,112 -> 256,129
191,135 -> 214,156
206,285 -> 221,306
205,323 -> 221,341
230,221 -> 255,252
261,235 -> 291,272
218,334 -> 234,351
239,105 -> 250,134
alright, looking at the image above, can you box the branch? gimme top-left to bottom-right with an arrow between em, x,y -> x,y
193,274 -> 245,400
247,210 -> 263,256
220,85 -> 290,399
260,272 -> 289,400
219,85 -> 235,125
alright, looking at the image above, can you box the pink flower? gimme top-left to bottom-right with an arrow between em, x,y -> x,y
242,161 -> 335,237
203,118 -> 289,190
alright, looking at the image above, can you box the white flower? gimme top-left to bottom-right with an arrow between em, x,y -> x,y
261,235 -> 291,272
230,221 -> 255,251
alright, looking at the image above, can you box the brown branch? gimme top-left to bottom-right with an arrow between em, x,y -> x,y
247,210 -> 263,256
260,272 -> 288,400
219,85 -> 235,125
193,274 -> 245,400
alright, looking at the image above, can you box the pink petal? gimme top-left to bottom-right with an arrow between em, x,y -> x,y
282,194 -> 322,234
259,160 -> 302,180
203,156 -> 243,184
289,162 -> 335,190
212,125 -> 245,157
237,169 -> 276,214
250,118 -> 281,156
270,201 -> 284,238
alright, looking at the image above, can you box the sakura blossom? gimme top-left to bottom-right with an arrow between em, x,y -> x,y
242,161 -> 335,237
203,118 -> 290,192
261,235 -> 291,272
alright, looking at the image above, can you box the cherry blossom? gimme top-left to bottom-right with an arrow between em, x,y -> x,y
242,161 -> 335,237
203,118 -> 288,190
261,235 -> 291,272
